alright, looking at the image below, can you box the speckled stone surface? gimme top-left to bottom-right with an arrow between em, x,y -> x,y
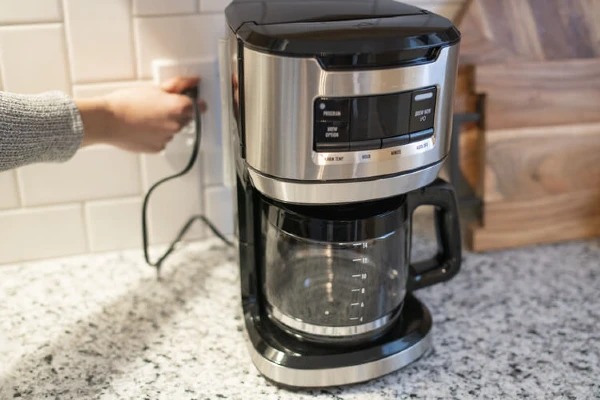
1,217 -> 599,400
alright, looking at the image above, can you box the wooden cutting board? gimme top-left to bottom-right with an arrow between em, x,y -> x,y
456,0 -> 600,251
457,0 -> 600,65
483,122 -> 600,206
476,58 -> 600,130
473,122 -> 600,251
470,187 -> 600,251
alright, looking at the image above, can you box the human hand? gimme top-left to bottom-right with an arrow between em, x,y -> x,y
78,77 -> 206,153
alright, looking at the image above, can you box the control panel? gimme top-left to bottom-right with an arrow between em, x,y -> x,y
314,87 -> 437,152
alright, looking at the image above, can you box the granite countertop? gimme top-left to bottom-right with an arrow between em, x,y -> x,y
1,216 -> 599,400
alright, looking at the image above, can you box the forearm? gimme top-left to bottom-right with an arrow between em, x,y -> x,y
0,91 -> 84,171
76,97 -> 114,147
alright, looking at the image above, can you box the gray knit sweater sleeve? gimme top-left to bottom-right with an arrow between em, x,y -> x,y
0,91 -> 84,171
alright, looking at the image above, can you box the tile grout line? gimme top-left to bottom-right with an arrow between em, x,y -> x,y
59,0 -> 76,91
127,0 -> 140,80
81,201 -> 92,253
10,194 -> 145,211
0,20 -> 63,28
132,11 -> 222,19
13,169 -> 26,208
73,79 -> 154,89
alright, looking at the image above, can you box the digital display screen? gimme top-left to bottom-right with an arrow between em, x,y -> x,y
349,92 -> 412,141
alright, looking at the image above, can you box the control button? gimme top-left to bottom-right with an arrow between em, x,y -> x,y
382,134 -> 410,148
409,129 -> 434,143
350,139 -> 381,151
315,121 -> 349,143
315,99 -> 350,122
316,143 -> 349,152
410,88 -> 437,133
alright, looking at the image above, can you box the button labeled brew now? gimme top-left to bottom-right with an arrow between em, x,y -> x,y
410,87 -> 437,133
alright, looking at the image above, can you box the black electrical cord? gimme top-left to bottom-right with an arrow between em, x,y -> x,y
142,87 -> 234,277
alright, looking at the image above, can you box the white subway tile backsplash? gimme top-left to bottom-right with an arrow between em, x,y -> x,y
0,205 -> 87,264
63,0 -> 136,83
142,153 -> 204,245
204,186 -> 234,236
18,146 -> 141,207
134,14 -> 226,78
199,0 -> 230,13
0,24 -> 71,94
0,0 -> 62,25
0,171 -> 20,210
134,0 -> 198,16
85,198 -> 142,252
73,80 -> 154,98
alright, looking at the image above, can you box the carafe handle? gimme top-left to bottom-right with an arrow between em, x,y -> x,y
406,178 -> 462,291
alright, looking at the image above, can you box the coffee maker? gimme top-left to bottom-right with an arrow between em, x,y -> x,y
220,0 -> 462,388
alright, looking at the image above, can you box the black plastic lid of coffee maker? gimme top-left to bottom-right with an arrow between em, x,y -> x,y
225,0 -> 460,69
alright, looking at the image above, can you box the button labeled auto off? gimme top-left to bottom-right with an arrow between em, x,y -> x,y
409,88 -> 437,133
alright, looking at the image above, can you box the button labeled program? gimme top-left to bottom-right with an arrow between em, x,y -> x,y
315,99 -> 350,122
409,88 -> 437,133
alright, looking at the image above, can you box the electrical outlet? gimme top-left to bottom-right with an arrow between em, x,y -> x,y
152,57 -> 222,147
152,58 -> 223,182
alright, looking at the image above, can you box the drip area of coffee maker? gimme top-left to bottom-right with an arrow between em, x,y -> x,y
221,0 -> 463,389
235,179 -> 461,388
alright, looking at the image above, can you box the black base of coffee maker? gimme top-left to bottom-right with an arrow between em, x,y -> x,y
243,293 -> 433,389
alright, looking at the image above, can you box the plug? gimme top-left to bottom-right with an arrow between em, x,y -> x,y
183,86 -> 199,100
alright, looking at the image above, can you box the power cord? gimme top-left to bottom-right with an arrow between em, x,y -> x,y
141,86 -> 235,278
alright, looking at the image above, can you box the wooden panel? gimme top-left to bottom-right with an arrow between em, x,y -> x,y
470,188 -> 600,251
458,0 -> 600,66
483,123 -> 600,205
476,59 -> 600,130
453,65 -> 478,114
460,127 -> 483,194
458,0 -> 544,65
585,0 -> 600,53
527,0 -> 597,60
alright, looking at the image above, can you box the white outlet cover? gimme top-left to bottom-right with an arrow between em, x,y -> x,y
152,58 -> 223,174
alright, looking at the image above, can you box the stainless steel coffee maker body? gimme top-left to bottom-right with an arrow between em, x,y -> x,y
220,0 -> 462,388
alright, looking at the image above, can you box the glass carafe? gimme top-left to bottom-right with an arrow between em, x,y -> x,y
261,179 -> 462,344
